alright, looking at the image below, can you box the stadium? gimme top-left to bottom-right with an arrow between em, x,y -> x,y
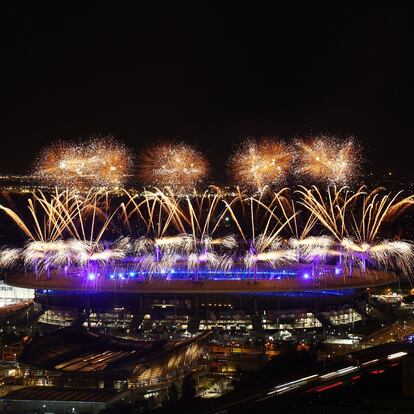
1,139 -> 413,334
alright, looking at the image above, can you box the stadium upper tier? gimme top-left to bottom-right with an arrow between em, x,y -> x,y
6,264 -> 396,293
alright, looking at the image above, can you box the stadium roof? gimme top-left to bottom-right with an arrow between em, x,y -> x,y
2,386 -> 126,402
19,327 -> 210,379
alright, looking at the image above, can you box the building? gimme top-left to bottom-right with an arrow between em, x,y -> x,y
17,327 -> 210,391
0,281 -> 34,308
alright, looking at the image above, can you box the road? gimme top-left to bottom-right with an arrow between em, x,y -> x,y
361,319 -> 414,346
203,340 -> 414,414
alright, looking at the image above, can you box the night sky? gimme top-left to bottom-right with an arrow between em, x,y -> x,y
0,4 -> 410,180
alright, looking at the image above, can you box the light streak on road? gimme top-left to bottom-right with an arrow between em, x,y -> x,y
258,345 -> 411,405
314,381 -> 344,393
267,374 -> 318,395
320,366 -> 358,380
387,351 -> 407,360
362,359 -> 379,366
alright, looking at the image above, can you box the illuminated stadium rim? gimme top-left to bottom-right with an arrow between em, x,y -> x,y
6,264 -> 397,294
64,264 -> 338,281
93,269 -> 298,281
35,288 -> 359,297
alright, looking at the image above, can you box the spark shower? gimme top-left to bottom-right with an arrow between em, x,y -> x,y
32,135 -> 361,191
0,134 -> 411,286
0,186 -> 413,283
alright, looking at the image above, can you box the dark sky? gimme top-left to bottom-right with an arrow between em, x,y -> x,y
0,3 -> 410,180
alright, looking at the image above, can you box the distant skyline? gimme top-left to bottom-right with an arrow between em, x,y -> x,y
0,4 -> 409,177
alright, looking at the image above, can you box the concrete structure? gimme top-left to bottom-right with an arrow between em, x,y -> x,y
17,327 -> 210,390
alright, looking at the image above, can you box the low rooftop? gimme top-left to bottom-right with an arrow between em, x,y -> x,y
19,327 -> 210,379
2,386 -> 125,402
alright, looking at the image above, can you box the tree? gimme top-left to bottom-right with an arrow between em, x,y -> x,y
167,382 -> 179,404
181,374 -> 196,401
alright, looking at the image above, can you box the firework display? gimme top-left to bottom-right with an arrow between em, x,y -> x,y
34,137 -> 133,187
30,135 -> 362,191
1,186 -> 413,283
138,142 -> 209,193
295,135 -> 360,185
1,134 -> 412,286
229,139 -> 293,192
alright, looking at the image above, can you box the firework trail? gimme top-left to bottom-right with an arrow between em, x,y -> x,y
296,185 -> 364,241
1,185 -> 414,279
289,235 -> 334,262
0,189 -> 118,243
244,236 -> 296,278
340,238 -> 414,276
0,247 -> 21,269
297,186 -> 414,242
